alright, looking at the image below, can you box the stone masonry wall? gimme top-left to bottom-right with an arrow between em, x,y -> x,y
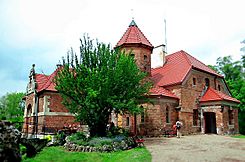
120,98 -> 178,136
174,69 -> 232,135
121,45 -> 152,74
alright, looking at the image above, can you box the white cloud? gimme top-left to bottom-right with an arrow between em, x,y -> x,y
0,0 -> 245,95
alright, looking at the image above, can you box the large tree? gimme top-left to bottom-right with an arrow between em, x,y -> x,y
54,36 -> 152,137
0,92 -> 25,130
211,55 -> 245,134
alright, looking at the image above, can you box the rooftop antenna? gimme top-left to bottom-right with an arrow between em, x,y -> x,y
164,18 -> 167,53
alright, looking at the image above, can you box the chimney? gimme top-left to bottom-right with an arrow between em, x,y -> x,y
151,44 -> 166,68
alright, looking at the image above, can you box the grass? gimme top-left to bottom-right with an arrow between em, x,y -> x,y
22,146 -> 151,162
231,135 -> 245,139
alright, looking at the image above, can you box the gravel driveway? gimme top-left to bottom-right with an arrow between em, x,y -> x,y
144,134 -> 245,162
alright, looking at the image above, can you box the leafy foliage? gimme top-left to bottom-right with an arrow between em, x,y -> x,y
54,36 -> 152,137
210,55 -> 245,134
0,92 -> 25,130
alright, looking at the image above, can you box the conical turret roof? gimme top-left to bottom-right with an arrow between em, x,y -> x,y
116,20 -> 153,48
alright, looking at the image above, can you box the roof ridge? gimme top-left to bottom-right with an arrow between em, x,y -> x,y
184,51 -> 222,77
39,69 -> 58,92
181,50 -> 192,67
125,26 -> 132,43
137,26 -> 152,46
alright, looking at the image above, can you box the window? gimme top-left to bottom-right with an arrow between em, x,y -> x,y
166,107 -> 170,123
193,109 -> 198,126
193,78 -> 196,86
228,109 -> 233,125
218,85 -> 221,91
141,111 -> 145,123
205,78 -> 210,87
144,55 -> 147,61
27,104 -> 32,117
130,53 -> 135,58
126,117 -> 130,126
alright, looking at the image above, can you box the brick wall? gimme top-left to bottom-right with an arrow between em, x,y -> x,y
23,91 -> 76,136
120,98 -> 178,136
166,69 -> 236,135
120,45 -> 152,74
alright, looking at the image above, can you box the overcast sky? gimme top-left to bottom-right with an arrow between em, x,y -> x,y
0,0 -> 244,96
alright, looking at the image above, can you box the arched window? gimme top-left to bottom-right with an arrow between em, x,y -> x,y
126,117 -> 130,126
218,85 -> 221,91
166,106 -> 170,123
144,55 -> 147,61
27,104 -> 32,117
205,78 -> 210,87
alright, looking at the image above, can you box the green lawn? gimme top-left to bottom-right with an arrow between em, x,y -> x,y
231,135 -> 245,139
22,146 -> 151,162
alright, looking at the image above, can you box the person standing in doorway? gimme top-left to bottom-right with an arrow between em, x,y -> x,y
176,120 -> 182,138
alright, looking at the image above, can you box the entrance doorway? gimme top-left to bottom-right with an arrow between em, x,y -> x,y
204,112 -> 217,134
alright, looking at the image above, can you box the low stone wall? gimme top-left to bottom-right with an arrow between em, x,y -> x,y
0,120 -> 22,162
64,136 -> 136,152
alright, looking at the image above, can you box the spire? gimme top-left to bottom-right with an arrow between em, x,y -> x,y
116,20 -> 153,48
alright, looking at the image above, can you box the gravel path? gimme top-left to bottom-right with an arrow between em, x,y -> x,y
144,135 -> 245,162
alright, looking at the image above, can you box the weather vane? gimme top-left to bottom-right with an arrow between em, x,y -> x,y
131,9 -> 134,20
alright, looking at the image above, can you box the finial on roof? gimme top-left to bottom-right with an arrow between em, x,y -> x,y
129,19 -> 137,27
29,64 -> 36,83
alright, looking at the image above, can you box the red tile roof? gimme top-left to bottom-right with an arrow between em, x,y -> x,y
200,87 -> 240,103
35,69 -> 58,92
149,86 -> 179,99
151,50 -> 222,87
116,20 -> 153,48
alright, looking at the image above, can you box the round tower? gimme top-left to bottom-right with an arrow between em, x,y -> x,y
115,19 -> 154,75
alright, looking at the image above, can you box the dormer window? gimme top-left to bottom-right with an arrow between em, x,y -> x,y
205,78 -> 210,87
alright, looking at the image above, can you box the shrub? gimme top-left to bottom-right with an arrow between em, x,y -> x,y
68,132 -> 89,146
88,137 -> 114,147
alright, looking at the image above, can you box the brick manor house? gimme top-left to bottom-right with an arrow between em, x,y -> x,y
22,20 -> 240,138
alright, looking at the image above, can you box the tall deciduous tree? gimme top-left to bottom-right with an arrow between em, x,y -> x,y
211,55 -> 245,134
0,92 -> 25,130
54,36 -> 152,137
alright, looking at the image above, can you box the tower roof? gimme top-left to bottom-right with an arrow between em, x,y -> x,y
116,20 -> 153,48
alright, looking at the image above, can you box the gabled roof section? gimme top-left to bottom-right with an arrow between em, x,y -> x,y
35,69 -> 59,92
116,20 -> 153,48
151,50 -> 222,87
200,87 -> 240,104
35,74 -> 49,92
149,86 -> 179,99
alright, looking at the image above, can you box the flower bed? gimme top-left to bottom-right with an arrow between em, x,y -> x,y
63,133 -> 137,152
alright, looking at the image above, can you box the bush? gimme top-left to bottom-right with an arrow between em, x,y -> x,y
20,144 -> 27,155
65,132 -> 137,152
88,137 -> 113,147
68,132 -> 89,146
